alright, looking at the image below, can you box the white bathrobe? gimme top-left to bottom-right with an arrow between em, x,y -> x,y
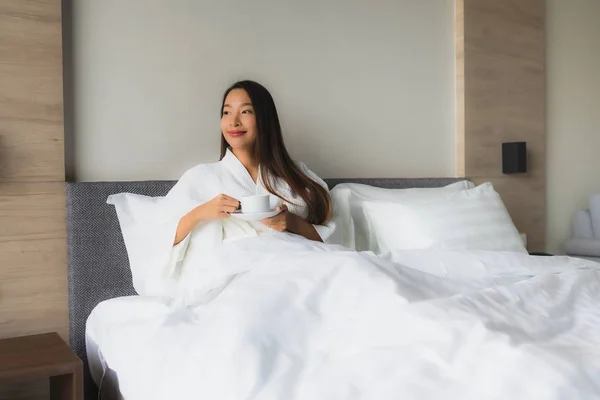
108,148 -> 336,301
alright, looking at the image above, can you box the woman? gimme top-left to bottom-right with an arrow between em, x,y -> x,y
109,80 -> 337,298
172,80 -> 335,248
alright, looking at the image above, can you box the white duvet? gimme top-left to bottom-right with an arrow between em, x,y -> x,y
87,234 -> 600,400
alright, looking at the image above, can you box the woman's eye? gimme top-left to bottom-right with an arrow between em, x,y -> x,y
242,110 -> 253,114
222,111 -> 230,116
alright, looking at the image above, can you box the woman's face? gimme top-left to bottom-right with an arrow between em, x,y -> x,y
221,88 -> 257,152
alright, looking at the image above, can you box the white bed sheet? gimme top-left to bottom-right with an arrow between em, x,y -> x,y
86,296 -> 176,400
86,322 -> 103,387
85,234 -> 600,400
87,324 -> 125,400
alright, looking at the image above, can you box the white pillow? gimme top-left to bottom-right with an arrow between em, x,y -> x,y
337,180 -> 474,202
107,192 -> 164,222
108,192 -> 227,300
332,180 -> 475,252
107,193 -> 180,296
362,182 -> 527,254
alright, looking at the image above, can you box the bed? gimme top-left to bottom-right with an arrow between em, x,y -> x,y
67,178 -> 463,398
66,178 -> 600,400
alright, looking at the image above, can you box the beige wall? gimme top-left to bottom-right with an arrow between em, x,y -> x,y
71,0 -> 600,253
72,0 -> 456,181
546,0 -> 600,253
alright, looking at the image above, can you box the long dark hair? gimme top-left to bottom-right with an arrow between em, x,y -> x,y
219,80 -> 331,225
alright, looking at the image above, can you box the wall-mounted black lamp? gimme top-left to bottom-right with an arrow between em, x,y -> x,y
502,142 -> 527,174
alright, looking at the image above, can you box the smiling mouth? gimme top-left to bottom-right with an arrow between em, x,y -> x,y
228,130 -> 247,137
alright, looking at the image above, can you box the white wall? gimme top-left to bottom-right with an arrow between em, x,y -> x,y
547,0 -> 600,253
72,0 -> 455,181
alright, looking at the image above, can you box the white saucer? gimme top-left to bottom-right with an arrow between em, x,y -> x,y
230,209 -> 281,221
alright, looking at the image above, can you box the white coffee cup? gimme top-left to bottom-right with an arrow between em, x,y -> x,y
240,194 -> 270,213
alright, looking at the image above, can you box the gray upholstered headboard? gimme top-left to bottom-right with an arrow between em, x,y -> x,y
66,177 -> 466,397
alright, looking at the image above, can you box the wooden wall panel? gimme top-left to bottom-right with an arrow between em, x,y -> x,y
0,1 -> 62,66
0,119 -> 64,182
457,0 -> 546,252
0,0 -> 64,182
0,61 -> 64,182
0,0 -> 66,399
0,184 -> 67,330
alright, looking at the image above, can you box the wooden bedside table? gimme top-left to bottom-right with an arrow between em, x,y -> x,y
0,332 -> 83,400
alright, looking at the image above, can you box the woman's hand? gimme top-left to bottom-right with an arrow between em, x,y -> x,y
195,194 -> 240,221
260,204 -> 290,232
174,194 -> 239,245
261,204 -> 323,242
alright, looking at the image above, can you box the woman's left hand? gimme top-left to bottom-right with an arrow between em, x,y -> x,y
260,204 -> 290,232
